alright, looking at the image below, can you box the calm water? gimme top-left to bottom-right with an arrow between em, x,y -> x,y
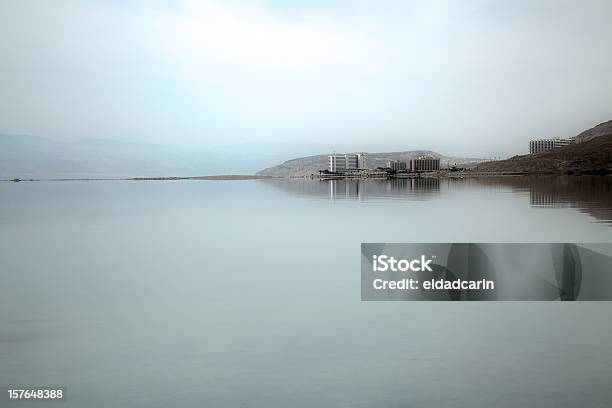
1,175 -> 612,407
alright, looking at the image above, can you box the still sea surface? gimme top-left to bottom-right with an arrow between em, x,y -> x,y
1,175 -> 611,407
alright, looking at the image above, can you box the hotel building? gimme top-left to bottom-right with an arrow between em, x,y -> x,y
328,154 -> 362,173
387,160 -> 407,171
410,156 -> 440,172
529,137 -> 575,154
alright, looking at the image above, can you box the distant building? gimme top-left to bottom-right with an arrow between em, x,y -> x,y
387,160 -> 407,171
410,156 -> 440,172
328,154 -> 362,173
529,137 -> 575,154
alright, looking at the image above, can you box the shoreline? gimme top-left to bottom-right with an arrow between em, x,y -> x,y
2,175 -> 278,182
313,170 -> 611,180
3,171 -> 611,183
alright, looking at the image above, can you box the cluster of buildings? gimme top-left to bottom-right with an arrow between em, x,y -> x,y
326,154 -> 440,175
324,134 -> 577,178
529,137 -> 576,154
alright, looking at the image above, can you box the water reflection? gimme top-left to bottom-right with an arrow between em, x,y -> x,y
329,178 -> 440,199
261,175 -> 612,224
530,190 -> 572,208
471,175 -> 612,223
262,177 -> 440,200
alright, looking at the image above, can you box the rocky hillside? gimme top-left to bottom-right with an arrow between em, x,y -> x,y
477,121 -> 612,174
575,120 -> 612,143
257,151 -> 482,177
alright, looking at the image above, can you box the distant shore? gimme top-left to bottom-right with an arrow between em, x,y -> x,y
4,171 -> 612,183
313,170 -> 611,180
3,175 -> 277,182
130,175 -> 277,181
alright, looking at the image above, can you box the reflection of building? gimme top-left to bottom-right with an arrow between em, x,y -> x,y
530,190 -> 570,208
411,177 -> 439,192
410,157 -> 440,172
329,179 -> 362,199
529,137 -> 575,154
328,154 -> 362,173
326,178 -> 440,199
387,160 -> 407,171
470,175 -> 612,224
387,178 -> 410,192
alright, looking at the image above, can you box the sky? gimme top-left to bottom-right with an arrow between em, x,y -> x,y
1,0 -> 612,158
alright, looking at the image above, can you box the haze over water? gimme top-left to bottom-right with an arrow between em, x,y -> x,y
1,175 -> 611,407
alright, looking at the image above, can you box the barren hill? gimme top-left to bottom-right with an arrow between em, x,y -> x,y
477,121 -> 612,174
575,120 -> 612,143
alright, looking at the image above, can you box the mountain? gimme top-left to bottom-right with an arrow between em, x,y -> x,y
0,134 -> 209,178
256,151 -> 483,177
574,120 -> 612,143
0,135 -> 338,178
477,120 -> 612,174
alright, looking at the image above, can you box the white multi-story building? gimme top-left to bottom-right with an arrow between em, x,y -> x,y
328,154 -> 362,173
529,137 -> 575,154
410,156 -> 440,172
387,160 -> 407,171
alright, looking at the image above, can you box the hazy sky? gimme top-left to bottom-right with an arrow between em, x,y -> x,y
1,0 -> 611,157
